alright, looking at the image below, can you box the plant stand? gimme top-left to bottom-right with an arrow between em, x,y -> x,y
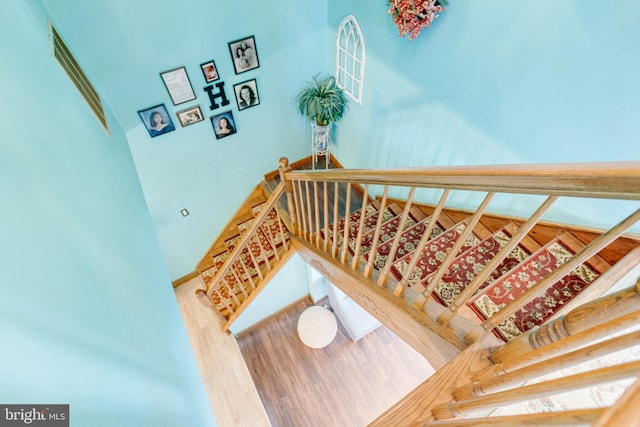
311,123 -> 330,170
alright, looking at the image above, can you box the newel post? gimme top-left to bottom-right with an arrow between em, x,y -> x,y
529,277 -> 640,349
278,157 -> 298,235
489,278 -> 640,364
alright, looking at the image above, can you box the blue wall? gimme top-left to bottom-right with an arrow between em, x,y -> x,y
0,1 -> 215,425
327,0 -> 640,230
230,253 -> 310,334
121,1 -> 329,280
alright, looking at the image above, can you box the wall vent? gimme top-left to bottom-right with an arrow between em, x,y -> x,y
48,21 -> 109,135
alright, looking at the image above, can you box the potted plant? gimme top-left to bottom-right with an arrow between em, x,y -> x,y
294,74 -> 348,168
295,74 -> 348,126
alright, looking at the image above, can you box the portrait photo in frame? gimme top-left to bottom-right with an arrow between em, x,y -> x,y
176,105 -> 204,127
233,79 -> 260,111
200,60 -> 220,83
228,35 -> 260,75
210,111 -> 237,140
160,66 -> 196,105
138,104 -> 176,138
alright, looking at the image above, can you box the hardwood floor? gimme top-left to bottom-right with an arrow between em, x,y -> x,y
237,298 -> 435,427
175,277 -> 270,427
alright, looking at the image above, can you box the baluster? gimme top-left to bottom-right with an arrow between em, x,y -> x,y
229,263 -> 248,299
273,207 -> 289,252
323,181 -> 330,252
374,187 -> 416,286
295,180 -> 307,240
352,184 -> 378,271
314,181 -> 321,248
261,209 -> 281,262
454,329 -> 640,400
243,242 -> 264,280
465,208 -> 640,342
219,275 -> 240,309
487,279 -> 640,365
339,183 -> 353,264
432,360 -> 640,420
361,185 -> 390,277
426,408 -> 603,426
437,195 -> 558,325
414,192 -> 495,311
237,255 -> 256,292
331,182 -> 340,258
207,285 -> 233,316
254,232 -> 272,273
392,189 -> 450,296
305,181 -> 313,243
278,157 -> 297,235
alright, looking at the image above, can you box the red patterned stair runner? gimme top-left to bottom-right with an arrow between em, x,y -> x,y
467,232 -> 610,342
328,201 -> 398,248
390,219 -> 492,288
201,250 -> 244,314
430,222 -> 539,307
363,214 -> 451,271
348,206 -> 426,255
251,202 -> 290,249
202,201 -> 290,315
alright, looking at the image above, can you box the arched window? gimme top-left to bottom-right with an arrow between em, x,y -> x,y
336,15 -> 365,105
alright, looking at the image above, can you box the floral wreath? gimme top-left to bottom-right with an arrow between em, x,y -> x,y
388,0 -> 447,40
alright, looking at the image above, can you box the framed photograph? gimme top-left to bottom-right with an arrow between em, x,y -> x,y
138,104 -> 176,138
210,111 -> 237,140
160,66 -> 196,105
176,105 -> 204,127
233,79 -> 260,111
200,60 -> 220,83
228,35 -> 260,75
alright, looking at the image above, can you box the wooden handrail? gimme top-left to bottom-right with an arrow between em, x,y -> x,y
454,329 -> 640,400
205,182 -> 286,297
432,360 -> 640,420
284,162 -> 640,200
427,408 -> 604,426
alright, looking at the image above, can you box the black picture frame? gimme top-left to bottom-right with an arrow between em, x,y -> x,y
138,104 -> 176,138
210,111 -> 237,140
233,79 -> 260,111
200,60 -> 220,83
176,105 -> 204,127
228,35 -> 260,75
160,66 -> 196,106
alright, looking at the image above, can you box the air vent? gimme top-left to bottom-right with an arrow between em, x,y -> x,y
48,21 -> 109,135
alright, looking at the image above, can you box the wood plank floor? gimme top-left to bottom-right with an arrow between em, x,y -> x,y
175,277 -> 271,427
237,298 -> 435,427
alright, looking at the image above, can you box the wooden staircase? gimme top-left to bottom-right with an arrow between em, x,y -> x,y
196,157 -> 640,425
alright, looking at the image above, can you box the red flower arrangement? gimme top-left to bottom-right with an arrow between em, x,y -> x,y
388,0 -> 447,40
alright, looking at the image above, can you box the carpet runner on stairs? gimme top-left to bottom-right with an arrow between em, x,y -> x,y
348,206 -> 427,255
327,201 -> 399,247
430,222 -> 539,307
467,231 -> 611,341
389,218 -> 493,287
202,201 -> 290,313
363,212 -> 457,270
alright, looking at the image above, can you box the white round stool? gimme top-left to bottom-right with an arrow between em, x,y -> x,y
297,305 -> 338,349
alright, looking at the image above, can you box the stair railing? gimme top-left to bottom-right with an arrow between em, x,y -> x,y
204,182 -> 291,331
370,279 -> 640,426
279,160 -> 640,346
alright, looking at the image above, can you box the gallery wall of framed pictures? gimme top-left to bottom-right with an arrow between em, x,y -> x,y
137,35 -> 262,140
